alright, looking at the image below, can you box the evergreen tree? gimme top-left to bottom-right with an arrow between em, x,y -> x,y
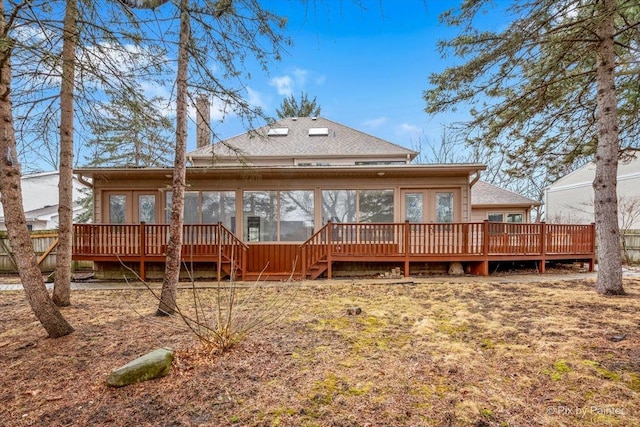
276,92 -> 321,118
425,0 -> 639,295
86,88 -> 173,167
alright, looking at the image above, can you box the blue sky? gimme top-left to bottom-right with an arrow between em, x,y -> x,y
204,1 -> 476,154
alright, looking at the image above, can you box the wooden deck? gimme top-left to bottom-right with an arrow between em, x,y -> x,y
72,221 -> 595,281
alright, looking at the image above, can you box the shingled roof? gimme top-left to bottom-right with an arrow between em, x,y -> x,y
188,116 -> 417,163
471,181 -> 541,207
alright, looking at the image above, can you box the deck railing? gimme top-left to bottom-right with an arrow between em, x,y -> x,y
73,222 -> 247,280
300,221 -> 595,277
73,221 -> 595,280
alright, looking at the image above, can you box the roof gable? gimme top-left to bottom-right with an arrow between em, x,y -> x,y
188,117 -> 417,164
471,181 -> 541,207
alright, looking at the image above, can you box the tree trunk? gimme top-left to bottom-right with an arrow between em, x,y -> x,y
156,0 -> 190,316
594,0 -> 624,295
0,11 -> 74,338
53,0 -> 78,307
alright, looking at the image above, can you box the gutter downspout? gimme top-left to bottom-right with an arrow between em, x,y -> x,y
469,171 -> 481,187
76,173 -> 93,189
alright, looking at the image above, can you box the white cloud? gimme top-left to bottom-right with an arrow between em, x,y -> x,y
245,86 -> 267,110
397,122 -> 422,137
363,116 -> 387,129
269,67 -> 325,97
269,75 -> 294,96
293,68 -> 308,86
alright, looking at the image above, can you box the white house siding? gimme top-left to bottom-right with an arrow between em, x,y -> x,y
545,157 -> 640,228
0,171 -> 89,230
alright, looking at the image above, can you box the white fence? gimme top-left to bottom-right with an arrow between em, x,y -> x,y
622,229 -> 640,264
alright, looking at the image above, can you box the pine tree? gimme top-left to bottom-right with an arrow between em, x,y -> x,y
425,0 -> 640,295
86,88 -> 173,167
276,92 -> 321,118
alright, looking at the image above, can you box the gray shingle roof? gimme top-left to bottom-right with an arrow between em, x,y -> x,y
472,181 -> 541,206
188,117 -> 417,159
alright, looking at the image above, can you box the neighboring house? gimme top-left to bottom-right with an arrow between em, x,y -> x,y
0,171 -> 89,231
471,180 -> 542,223
545,156 -> 640,229
73,117 -> 594,280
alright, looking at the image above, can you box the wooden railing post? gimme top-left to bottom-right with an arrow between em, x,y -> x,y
217,222 -> 223,281
481,220 -> 489,275
590,222 -> 596,272
301,243 -> 307,279
139,222 -> 146,281
539,221 -> 546,273
404,220 -> 410,277
326,220 -> 333,279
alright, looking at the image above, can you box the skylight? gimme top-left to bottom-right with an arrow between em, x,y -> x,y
308,127 -> 329,136
267,127 -> 289,136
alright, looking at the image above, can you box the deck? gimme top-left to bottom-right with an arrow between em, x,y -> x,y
72,221 -> 595,281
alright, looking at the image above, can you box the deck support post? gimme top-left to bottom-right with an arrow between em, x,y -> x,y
326,221 -> 333,280
539,222 -> 546,273
217,222 -> 223,281
589,222 -> 596,272
139,222 -> 147,281
481,220 -> 489,276
403,220 -> 410,277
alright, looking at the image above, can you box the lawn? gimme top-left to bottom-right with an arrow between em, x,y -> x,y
1,274 -> 639,426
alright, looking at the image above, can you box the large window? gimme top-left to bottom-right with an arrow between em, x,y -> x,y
280,190 -> 314,241
243,190 -> 314,242
202,191 -> 236,232
166,191 -> 236,230
321,189 -> 394,224
243,191 -> 278,242
359,189 -> 394,223
322,190 -> 356,223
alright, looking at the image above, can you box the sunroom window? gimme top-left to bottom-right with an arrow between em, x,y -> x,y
243,190 -> 314,242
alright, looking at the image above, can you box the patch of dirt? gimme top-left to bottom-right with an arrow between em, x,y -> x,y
1,276 -> 640,426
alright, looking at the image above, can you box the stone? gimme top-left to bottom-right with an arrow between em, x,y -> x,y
107,347 -> 174,387
606,333 -> 626,343
346,306 -> 362,316
448,262 -> 464,276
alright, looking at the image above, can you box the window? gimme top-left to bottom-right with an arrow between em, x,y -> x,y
402,189 -> 459,223
308,127 -> 329,136
507,213 -> 523,223
322,189 -> 394,223
243,191 -> 277,242
488,213 -> 504,222
241,190 -> 315,242
435,192 -> 454,223
267,127 -> 289,136
138,195 -> 156,223
109,195 -> 127,224
202,191 -> 236,231
405,192 -> 424,222
165,191 -> 236,230
280,190 -> 314,241
322,190 -> 356,223
488,212 -> 525,223
359,190 -> 394,223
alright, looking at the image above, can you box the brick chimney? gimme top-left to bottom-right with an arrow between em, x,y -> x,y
196,96 -> 210,149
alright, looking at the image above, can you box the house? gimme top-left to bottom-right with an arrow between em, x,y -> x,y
73,117 -> 594,280
471,181 -> 541,223
0,171 -> 89,231
545,156 -> 640,229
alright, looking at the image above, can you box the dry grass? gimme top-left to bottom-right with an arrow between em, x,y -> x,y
1,275 -> 639,426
